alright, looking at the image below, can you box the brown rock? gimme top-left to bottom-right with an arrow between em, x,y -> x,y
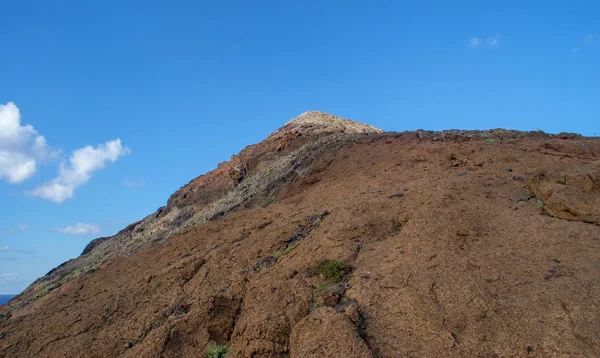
344,301 -> 360,323
530,164 -> 600,224
290,307 -> 373,358
1,118 -> 600,357
315,290 -> 339,307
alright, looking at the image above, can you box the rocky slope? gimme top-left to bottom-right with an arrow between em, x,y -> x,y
1,112 -> 599,357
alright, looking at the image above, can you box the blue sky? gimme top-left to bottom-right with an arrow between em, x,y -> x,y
1,1 -> 599,294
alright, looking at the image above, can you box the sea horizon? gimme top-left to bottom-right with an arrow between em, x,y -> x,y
0,294 -> 16,305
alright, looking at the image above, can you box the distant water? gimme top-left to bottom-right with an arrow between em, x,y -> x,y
0,294 -> 15,305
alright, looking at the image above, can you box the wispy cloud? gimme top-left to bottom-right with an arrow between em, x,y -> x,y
470,35 -> 499,48
3,224 -> 26,234
27,139 -> 130,203
0,245 -> 10,252
487,35 -> 499,47
56,223 -> 100,236
572,34 -> 595,54
0,273 -> 19,284
0,102 -> 59,184
122,178 -> 145,189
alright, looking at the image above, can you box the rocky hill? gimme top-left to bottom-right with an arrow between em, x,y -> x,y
1,112 -> 599,357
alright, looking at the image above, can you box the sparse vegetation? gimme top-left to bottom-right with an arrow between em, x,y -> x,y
274,243 -> 297,259
315,260 -> 352,282
204,342 -> 230,358
309,302 -> 320,312
355,312 -> 367,338
265,193 -> 276,203
313,282 -> 329,291
309,209 -> 329,226
61,273 -> 75,283
537,199 -> 544,209
249,210 -> 330,272
148,316 -> 162,331
36,289 -> 48,298
170,301 -> 190,318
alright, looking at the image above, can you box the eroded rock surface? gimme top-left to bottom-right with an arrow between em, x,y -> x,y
290,307 -> 373,358
531,163 -> 600,224
1,114 -> 600,357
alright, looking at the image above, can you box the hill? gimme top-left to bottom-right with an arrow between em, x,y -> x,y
1,112 -> 599,357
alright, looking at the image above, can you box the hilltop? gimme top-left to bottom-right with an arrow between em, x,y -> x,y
1,112 -> 599,357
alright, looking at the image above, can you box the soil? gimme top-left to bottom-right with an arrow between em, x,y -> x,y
1,113 -> 599,357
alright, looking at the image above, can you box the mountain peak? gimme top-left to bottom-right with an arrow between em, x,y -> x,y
4,112 -> 600,357
284,111 -> 383,135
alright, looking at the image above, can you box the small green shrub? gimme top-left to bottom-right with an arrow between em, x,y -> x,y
36,289 -> 48,298
312,210 -> 329,226
204,342 -> 230,358
355,313 -> 367,338
537,199 -> 544,209
61,273 -> 75,283
313,282 -> 329,291
309,302 -> 320,312
263,193 -> 276,204
315,260 -> 352,282
274,243 -> 297,259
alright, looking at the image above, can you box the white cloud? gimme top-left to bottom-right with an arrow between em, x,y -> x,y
0,102 -> 58,184
3,224 -> 26,234
0,273 -> 19,283
122,178 -> 145,189
470,38 -> 481,48
0,245 -> 10,252
56,222 -> 100,236
0,272 -> 21,286
584,34 -> 595,45
27,139 -> 130,203
487,35 -> 499,47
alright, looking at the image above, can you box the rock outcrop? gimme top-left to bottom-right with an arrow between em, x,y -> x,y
1,114 -> 599,357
